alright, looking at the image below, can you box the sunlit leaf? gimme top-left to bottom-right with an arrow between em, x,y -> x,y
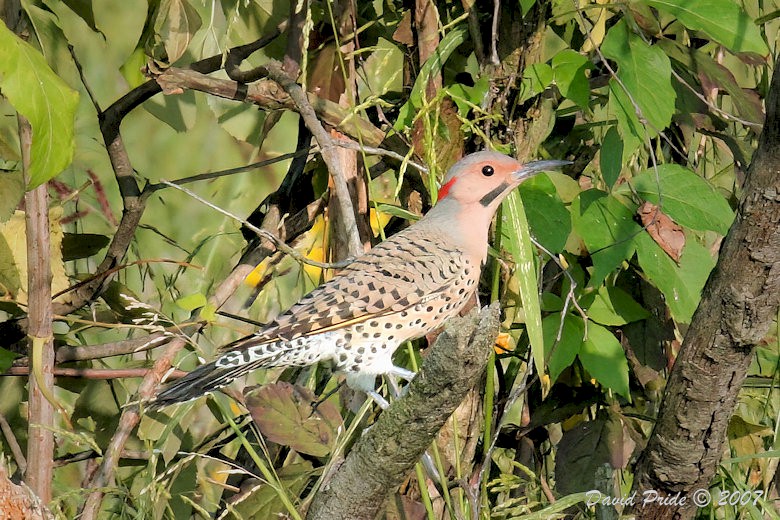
580,323 -> 630,398
519,174 -> 571,253
0,171 -> 24,224
602,20 -> 676,141
518,63 -> 553,104
503,191 -> 546,393
643,0 -> 769,56
154,0 -> 202,64
586,286 -> 650,326
175,292 -> 207,311
636,233 -> 716,323
394,24 -> 469,130
571,190 -> 642,286
552,49 -> 592,109
619,164 -> 735,234
0,23 -> 78,188
543,312 -> 584,382
227,462 -> 316,519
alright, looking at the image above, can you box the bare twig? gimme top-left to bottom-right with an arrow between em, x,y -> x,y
0,411 -> 26,474
461,0 -> 485,65
20,114 -> 56,504
490,0 -> 500,64
145,150 -> 312,192
159,180 -> 354,269
154,67 -> 388,147
55,333 -> 172,363
3,367 -> 187,379
335,140 -> 429,173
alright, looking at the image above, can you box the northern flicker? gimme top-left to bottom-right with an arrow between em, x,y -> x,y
151,151 -> 567,408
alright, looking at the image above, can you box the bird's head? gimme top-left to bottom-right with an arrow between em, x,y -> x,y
425,151 -> 569,260
436,151 -> 568,210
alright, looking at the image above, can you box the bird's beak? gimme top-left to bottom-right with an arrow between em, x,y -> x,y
512,160 -> 572,182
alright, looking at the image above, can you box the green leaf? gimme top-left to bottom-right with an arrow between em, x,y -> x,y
0,347 -> 18,373
519,174 -> 571,253
0,171 -> 24,223
602,20 -> 676,136
579,323 -> 630,398
59,0 -> 99,32
175,292 -> 207,311
552,50 -> 591,109
608,81 -> 643,159
245,382 -> 343,457
543,312 -> 585,382
394,24 -> 469,130
229,462 -> 316,519
658,40 -> 765,126
643,0 -> 769,56
587,286 -> 650,326
447,76 -> 490,115
519,0 -> 537,16
61,233 -> 110,261
571,190 -> 642,286
374,203 -> 421,223
600,126 -> 623,190
357,37 -> 403,99
0,23 -> 79,188
149,0 -> 202,64
636,233 -> 716,323
619,164 -> 734,234
503,191 -> 545,389
518,63 -> 553,104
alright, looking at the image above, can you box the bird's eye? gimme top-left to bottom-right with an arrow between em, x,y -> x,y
481,165 -> 495,177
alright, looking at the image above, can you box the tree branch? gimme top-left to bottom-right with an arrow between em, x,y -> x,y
20,114 -> 56,505
262,60 -> 363,257
154,67 -> 387,147
307,303 -> 500,520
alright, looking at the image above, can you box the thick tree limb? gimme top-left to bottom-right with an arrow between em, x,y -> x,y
632,56 -> 780,519
307,303 -> 500,520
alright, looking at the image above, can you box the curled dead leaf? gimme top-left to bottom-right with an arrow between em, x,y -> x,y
638,202 -> 685,263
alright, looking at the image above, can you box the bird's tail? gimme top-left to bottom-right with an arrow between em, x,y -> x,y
148,337 -> 315,409
148,360 -> 238,409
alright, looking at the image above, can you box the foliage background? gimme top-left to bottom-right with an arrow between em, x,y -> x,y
0,0 -> 778,518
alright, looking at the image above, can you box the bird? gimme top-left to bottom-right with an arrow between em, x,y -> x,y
150,151 -> 568,409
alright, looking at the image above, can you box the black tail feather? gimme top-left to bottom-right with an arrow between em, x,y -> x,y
149,360 -> 252,409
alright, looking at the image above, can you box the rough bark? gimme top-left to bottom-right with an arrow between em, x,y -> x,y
307,303 -> 500,520
632,56 -> 780,519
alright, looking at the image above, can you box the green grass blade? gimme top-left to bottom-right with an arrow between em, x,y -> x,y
503,191 -> 547,394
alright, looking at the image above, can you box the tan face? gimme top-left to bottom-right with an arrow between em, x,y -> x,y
437,152 -> 525,207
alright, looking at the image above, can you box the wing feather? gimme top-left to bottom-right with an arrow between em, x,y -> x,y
225,228 -> 463,351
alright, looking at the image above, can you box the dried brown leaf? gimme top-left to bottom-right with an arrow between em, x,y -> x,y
638,202 -> 685,263
245,382 -> 343,457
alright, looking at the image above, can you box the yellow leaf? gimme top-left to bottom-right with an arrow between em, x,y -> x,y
0,209 -> 70,305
